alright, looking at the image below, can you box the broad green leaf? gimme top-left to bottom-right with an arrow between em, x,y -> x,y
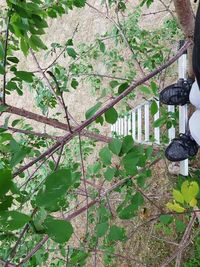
109,80 -> 119,88
159,215 -> 173,225
140,85 -> 151,94
173,189 -> 184,204
181,181 -> 199,203
36,169 -> 72,209
67,47 -> 77,59
98,40 -> 105,53
85,102 -> 102,119
175,219 -> 186,233
108,139 -> 122,155
118,82 -> 129,94
122,152 -> 139,175
0,63 -> 4,74
15,71 -> 35,83
99,147 -> 111,165
105,107 -> 118,124
153,117 -> 166,128
121,135 -> 134,154
117,203 -> 137,219
150,100 -> 158,116
0,169 -> 12,198
10,140 -> 31,167
68,249 -> 88,267
104,167 -> 116,181
29,35 -> 47,50
107,225 -> 126,241
0,211 -> 30,230
71,78 -> 79,89
151,81 -> 158,95
95,222 -> 109,237
0,105 -> 9,112
73,0 -> 86,7
44,216 -> 73,243
20,37 -> 29,56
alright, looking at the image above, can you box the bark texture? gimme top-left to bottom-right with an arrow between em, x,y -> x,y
173,0 -> 195,78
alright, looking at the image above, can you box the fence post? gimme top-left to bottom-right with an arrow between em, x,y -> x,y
168,105 -> 176,141
137,106 -> 142,142
154,100 -> 160,144
132,110 -> 136,141
144,102 -> 150,142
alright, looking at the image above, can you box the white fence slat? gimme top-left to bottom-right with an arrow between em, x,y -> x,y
178,52 -> 188,176
137,107 -> 142,142
120,118 -> 124,136
144,103 -> 150,142
132,110 -> 136,140
124,115 -> 128,136
168,105 -> 176,141
154,100 -> 160,144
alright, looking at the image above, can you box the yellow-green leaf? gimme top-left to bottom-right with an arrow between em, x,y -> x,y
189,198 -> 197,208
166,202 -> 185,213
173,189 -> 184,204
188,182 -> 199,199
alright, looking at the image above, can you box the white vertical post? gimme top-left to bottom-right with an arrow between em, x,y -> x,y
121,118 -> 124,136
178,50 -> 188,176
168,105 -> 176,142
124,115 -> 128,136
128,113 -> 132,135
144,102 -> 150,142
137,106 -> 142,142
132,110 -> 136,141
154,100 -> 160,144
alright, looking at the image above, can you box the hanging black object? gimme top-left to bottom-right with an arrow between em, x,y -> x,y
159,78 -> 193,105
165,133 -> 198,161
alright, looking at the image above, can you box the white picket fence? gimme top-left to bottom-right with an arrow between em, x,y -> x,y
111,50 -> 188,176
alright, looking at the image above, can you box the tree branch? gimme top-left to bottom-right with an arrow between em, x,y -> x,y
13,40 -> 191,177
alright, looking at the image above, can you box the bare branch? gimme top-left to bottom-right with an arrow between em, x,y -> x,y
13,40 -> 191,177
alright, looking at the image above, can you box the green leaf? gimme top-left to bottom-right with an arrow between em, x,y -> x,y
188,181 -> 199,199
44,216 -> 73,243
104,167 -> 116,181
173,189 -> 184,204
166,202 -> 185,213
107,225 -> 126,241
175,219 -> 186,233
122,152 -> 139,175
71,78 -> 79,89
20,37 -> 29,56
99,147 -> 112,165
105,107 -> 118,124
140,85 -> 151,94
153,117 -> 165,128
150,100 -> 158,116
15,71 -> 35,83
0,169 -> 12,198
121,135 -> 134,154
98,40 -> 105,53
151,81 -> 158,95
36,169 -> 73,209
29,35 -> 47,50
85,102 -> 102,119
67,47 -> 77,59
0,41 -> 4,59
73,0 -> 86,7
0,211 -> 30,230
108,139 -> 122,155
7,57 -> 19,64
10,140 -> 31,167
0,105 -> 9,112
0,63 -> 5,74
118,82 -> 129,94
181,181 -> 199,203
95,222 -> 109,237
159,215 -> 173,225
109,80 -> 119,88
117,203 -> 137,219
